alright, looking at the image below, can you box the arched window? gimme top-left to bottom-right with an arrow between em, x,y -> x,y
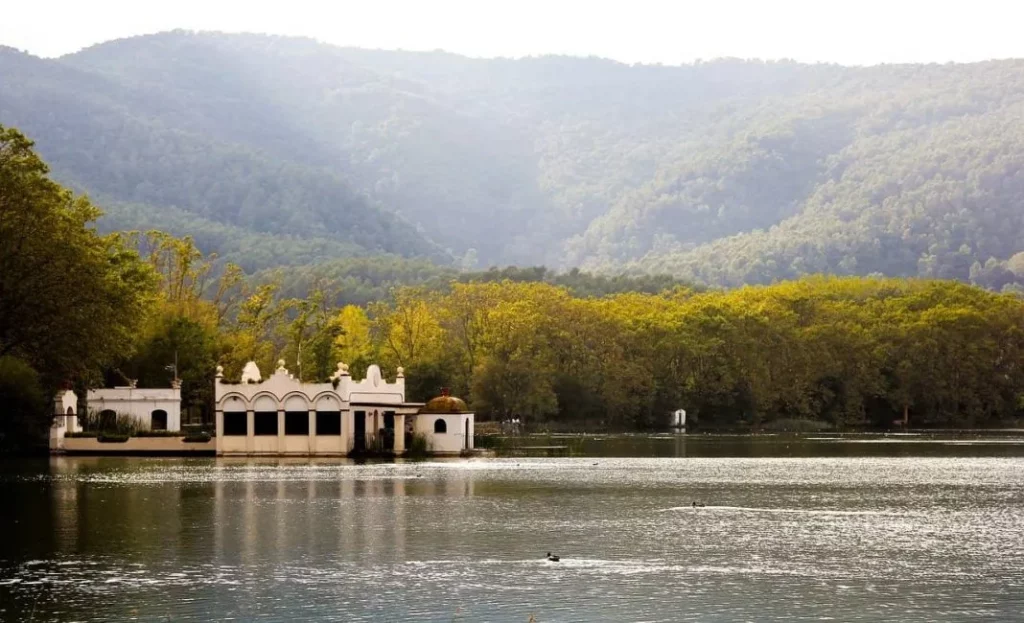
434,418 -> 447,434
151,409 -> 168,431
99,409 -> 117,431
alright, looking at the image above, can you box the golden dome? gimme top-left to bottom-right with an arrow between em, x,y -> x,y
420,390 -> 469,414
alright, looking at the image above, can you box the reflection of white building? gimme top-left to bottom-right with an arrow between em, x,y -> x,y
86,381 -> 182,432
214,361 -> 474,456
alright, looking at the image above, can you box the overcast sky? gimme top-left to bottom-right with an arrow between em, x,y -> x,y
2,0 -> 1022,65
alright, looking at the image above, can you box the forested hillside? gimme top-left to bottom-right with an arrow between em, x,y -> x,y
4,123 -> 1024,450
3,31 -> 1024,287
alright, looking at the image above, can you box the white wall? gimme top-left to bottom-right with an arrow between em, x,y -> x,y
340,364 -> 406,404
50,389 -> 80,451
87,387 -> 181,432
413,413 -> 475,454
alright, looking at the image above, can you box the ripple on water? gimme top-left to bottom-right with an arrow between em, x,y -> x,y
2,455 -> 1023,621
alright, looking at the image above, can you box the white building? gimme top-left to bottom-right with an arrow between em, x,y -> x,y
87,381 -> 182,432
214,361 -> 475,456
50,389 -> 81,451
412,389 -> 475,454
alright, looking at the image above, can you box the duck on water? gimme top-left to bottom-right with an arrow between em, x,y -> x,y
546,552 -> 560,562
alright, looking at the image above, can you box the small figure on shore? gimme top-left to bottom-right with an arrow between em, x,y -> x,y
546,552 -> 560,562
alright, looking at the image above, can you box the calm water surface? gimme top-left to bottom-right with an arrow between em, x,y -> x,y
2,434 -> 1024,621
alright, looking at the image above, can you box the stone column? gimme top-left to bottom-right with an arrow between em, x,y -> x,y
215,409 -> 223,456
246,409 -> 255,455
341,409 -> 350,455
394,414 -> 405,454
308,409 -> 316,455
277,409 -> 285,453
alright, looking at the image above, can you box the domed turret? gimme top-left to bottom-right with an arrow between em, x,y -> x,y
420,388 -> 469,414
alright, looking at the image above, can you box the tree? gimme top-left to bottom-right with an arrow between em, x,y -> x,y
0,125 -> 156,388
333,305 -> 375,377
0,356 -> 48,452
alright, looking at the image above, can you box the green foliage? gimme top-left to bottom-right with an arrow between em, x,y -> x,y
0,44 -> 445,266
263,260 -> 695,307
81,411 -> 143,436
0,125 -> 157,388
0,356 -> 48,452
407,432 -> 430,456
371,277 -> 1024,429
97,434 -> 129,443
134,430 -> 185,437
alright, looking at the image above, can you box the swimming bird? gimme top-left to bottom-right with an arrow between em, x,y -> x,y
692,501 -> 705,508
546,552 -> 560,562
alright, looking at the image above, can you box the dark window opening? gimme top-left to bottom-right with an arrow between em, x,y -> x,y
151,409 -> 168,431
99,409 -> 117,431
285,411 -> 309,435
254,411 -> 278,436
434,418 -> 447,434
316,411 -> 342,435
353,411 -> 366,452
223,412 -> 247,436
384,411 -> 395,430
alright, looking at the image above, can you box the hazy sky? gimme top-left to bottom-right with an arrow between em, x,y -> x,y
3,0 -> 1022,65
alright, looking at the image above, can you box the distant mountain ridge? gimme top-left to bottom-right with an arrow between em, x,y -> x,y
3,31 -> 1024,289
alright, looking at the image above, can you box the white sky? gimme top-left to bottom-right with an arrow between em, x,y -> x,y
2,0 -> 1022,65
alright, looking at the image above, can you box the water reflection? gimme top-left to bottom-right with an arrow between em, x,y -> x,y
1,447 -> 1023,621
46,457 -> 479,571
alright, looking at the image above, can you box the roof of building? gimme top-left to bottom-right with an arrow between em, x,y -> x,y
419,390 -> 470,414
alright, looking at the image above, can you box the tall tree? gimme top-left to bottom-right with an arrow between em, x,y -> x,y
0,125 -> 156,385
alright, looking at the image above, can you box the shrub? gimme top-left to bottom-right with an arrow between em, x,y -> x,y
407,432 -> 429,456
183,432 -> 212,443
473,435 -> 500,449
0,356 -> 48,453
97,434 -> 129,443
134,430 -> 182,437
762,419 -> 834,432
81,411 -> 143,436
65,431 -> 98,438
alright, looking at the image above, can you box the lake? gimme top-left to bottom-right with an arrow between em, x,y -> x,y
2,434 -> 1024,621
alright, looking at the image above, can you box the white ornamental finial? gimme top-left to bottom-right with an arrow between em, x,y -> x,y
277,359 -> 286,371
396,366 -> 405,378
331,362 -> 350,381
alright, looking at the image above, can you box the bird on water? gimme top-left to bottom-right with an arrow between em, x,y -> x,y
546,552 -> 560,562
